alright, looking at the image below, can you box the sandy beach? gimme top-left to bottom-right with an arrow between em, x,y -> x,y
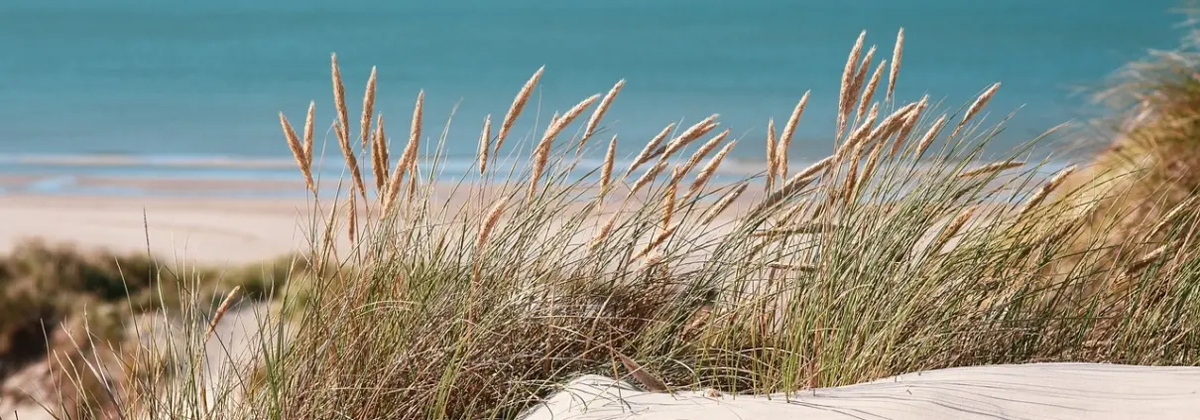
0,193 -> 311,265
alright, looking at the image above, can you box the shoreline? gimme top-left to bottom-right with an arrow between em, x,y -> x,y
0,154 -> 1059,266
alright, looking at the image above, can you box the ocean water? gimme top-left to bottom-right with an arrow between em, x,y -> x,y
0,0 -> 1185,194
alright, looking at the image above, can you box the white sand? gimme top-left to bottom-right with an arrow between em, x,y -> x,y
521,364 -> 1200,420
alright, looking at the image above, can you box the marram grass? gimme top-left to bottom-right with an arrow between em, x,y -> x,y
46,27 -> 1200,420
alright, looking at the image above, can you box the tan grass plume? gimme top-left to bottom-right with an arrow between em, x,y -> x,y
370,113 -> 388,193
858,60 -> 887,119
529,94 -> 601,199
347,190 -> 358,243
888,95 -> 927,158
381,90 -> 424,215
662,175 -> 678,229
766,118 -> 778,190
360,66 -> 377,150
671,128 -> 730,185
280,113 -> 315,194
777,91 -> 810,180
913,115 -> 948,159
686,140 -> 737,201
495,66 -> 545,155
591,212 -> 620,250
477,196 -> 509,250
303,101 -> 315,168
1018,165 -> 1077,218
838,30 -> 867,138
635,224 -> 678,261
957,161 -> 1025,178
857,140 -> 886,195
851,45 -> 877,121
581,79 -> 625,149
660,114 -> 720,160
747,155 -> 835,218
701,183 -> 748,224
626,123 -> 676,177
887,28 -> 904,102
929,206 -> 976,255
951,82 -> 1000,138
331,54 -> 368,203
600,135 -> 617,194
478,114 -> 492,175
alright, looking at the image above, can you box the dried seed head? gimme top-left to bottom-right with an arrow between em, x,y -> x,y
626,123 -> 676,177
303,101 -> 315,168
841,141 -> 866,205
748,156 -> 835,218
766,263 -> 818,272
628,158 -> 669,199
1126,244 -> 1170,275
858,139 -> 886,191
754,222 -> 843,237
672,129 -> 730,185
371,113 -> 388,193
687,140 -> 737,201
951,82 -> 1001,138
581,79 -> 625,148
635,224 -> 678,261
865,102 -> 917,146
766,118 -> 778,190
836,104 -> 879,162
382,91 -> 424,215
204,286 -> 242,343
591,212 -> 619,249
1151,195 -> 1200,237
600,135 -> 618,194
530,94 -> 601,199
331,54 -> 351,147
777,91 -> 811,180
1019,165 -> 1077,218
496,66 -> 545,154
930,206 -> 976,255
360,66 -> 378,150
660,114 -> 720,160
913,115 -> 948,160
662,175 -> 678,229
702,183 -> 749,224
851,46 -> 877,121
477,197 -> 510,250
478,114 -> 492,175
347,192 -> 358,244
956,160 -> 1026,178
331,55 -> 368,203
887,28 -> 904,102
838,30 -> 868,138
280,112 -> 315,194
889,95 -> 927,159
858,60 -> 886,121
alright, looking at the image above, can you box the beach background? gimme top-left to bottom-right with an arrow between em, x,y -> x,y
0,0 -> 1184,199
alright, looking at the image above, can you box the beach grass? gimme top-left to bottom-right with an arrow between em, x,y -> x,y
14,25 -> 1200,420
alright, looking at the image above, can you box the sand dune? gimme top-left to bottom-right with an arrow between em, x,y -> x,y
521,363 -> 1200,420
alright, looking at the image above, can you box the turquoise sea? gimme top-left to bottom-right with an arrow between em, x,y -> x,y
0,0 -> 1184,195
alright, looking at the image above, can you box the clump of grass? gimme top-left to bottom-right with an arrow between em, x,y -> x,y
93,23 -> 1200,420
0,239 -> 315,419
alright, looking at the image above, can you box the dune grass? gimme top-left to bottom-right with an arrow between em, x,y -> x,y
0,240 -> 312,419
20,24 -> 1200,420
